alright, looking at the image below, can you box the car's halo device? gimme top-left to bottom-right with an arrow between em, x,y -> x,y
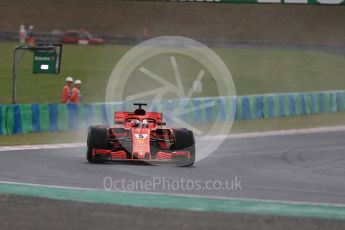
86,103 -> 195,166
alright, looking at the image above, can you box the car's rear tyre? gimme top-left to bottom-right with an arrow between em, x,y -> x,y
87,126 -> 110,163
172,129 -> 195,166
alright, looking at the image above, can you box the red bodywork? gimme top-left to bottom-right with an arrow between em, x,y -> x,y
60,30 -> 105,45
91,107 -> 191,162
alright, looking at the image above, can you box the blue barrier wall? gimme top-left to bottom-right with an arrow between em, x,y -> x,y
1,90 -> 345,135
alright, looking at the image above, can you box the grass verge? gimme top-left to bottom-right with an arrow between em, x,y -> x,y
1,42 -> 345,103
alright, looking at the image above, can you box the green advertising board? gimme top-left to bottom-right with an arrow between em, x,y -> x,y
32,44 -> 62,74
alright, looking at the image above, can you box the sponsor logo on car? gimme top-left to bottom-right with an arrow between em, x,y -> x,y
134,134 -> 148,139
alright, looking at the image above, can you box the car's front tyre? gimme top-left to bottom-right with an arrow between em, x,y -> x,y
172,129 -> 195,166
87,126 -> 110,163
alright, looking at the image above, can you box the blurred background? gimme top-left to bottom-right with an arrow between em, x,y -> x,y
0,0 -> 345,141
0,0 -> 344,102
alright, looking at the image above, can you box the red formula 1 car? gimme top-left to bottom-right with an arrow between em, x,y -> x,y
86,103 -> 195,166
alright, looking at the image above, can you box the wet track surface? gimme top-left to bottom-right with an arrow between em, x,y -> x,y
1,194 -> 344,230
1,130 -> 345,229
0,130 -> 345,204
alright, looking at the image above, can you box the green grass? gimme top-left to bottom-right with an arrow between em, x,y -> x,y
0,42 -> 345,104
1,41 -> 345,145
0,42 -> 130,104
217,48 -> 345,95
0,131 -> 85,146
1,112 -> 345,146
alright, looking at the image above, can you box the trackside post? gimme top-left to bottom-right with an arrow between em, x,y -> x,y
11,44 -> 62,104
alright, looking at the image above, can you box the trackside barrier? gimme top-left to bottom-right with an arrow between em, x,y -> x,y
1,90 -> 345,135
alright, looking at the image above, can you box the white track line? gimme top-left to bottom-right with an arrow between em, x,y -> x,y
227,125 -> 345,139
1,125 -> 345,152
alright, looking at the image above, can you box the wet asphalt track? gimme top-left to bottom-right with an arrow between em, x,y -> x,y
0,130 -> 345,204
1,194 -> 344,230
0,130 -> 345,229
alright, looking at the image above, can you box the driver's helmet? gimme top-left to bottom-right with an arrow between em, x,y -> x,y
131,119 -> 140,127
142,119 -> 148,128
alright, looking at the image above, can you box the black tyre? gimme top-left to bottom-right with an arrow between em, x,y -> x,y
172,129 -> 195,166
87,126 -> 110,163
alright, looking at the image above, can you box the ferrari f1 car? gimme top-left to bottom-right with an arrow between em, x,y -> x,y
86,103 -> 195,166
